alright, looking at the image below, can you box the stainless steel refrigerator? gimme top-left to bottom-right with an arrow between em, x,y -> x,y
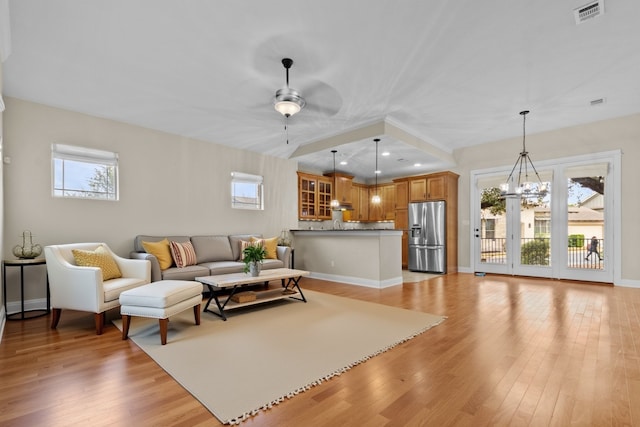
408,201 -> 446,273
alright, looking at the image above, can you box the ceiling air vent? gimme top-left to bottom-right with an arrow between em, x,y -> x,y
574,0 -> 604,24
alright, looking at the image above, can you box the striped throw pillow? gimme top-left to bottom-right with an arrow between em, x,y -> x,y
170,241 -> 198,268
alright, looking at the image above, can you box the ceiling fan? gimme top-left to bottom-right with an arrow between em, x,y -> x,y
273,58 -> 306,118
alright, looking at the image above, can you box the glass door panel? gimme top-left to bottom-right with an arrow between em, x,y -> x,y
476,178 -> 509,275
560,163 -> 610,282
475,175 -> 552,278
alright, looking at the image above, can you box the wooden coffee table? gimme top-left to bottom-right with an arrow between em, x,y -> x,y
195,268 -> 309,320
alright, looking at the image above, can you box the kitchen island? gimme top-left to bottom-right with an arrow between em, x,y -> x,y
290,229 -> 403,288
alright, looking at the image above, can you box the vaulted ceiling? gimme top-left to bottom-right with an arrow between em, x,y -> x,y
3,0 -> 640,181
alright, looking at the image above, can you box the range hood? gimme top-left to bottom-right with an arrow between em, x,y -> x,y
332,203 -> 354,211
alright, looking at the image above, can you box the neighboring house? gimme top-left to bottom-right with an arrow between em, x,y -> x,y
581,192 -> 604,211
481,205 -> 604,243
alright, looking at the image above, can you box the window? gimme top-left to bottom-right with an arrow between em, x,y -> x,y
534,219 -> 550,237
231,172 -> 263,210
52,143 -> 119,200
483,218 -> 496,239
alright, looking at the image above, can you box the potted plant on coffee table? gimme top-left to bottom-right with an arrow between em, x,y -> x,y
242,243 -> 267,277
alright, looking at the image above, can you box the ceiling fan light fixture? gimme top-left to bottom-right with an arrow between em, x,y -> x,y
273,58 -> 306,118
273,87 -> 305,117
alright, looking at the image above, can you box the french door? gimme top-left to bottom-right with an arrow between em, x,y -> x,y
473,152 -> 617,283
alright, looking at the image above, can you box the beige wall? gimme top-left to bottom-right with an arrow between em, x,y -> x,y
452,113 -> 640,283
3,97 -> 299,259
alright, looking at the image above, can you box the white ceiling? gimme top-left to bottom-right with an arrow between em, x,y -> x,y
3,0 -> 640,182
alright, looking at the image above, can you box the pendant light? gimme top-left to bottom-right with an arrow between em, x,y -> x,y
499,111 -> 548,198
330,150 -> 340,208
371,139 -> 381,204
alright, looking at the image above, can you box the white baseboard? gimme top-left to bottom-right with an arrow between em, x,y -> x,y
614,278 -> 640,288
308,272 -> 402,289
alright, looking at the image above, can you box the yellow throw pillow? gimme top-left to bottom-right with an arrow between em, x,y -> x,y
72,245 -> 122,281
250,236 -> 278,259
142,238 -> 173,270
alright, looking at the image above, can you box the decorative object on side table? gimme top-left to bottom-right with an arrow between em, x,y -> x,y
277,229 -> 291,247
242,243 -> 267,277
12,230 -> 43,259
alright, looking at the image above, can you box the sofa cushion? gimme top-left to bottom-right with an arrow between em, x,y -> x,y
161,265 -> 211,281
142,238 -> 173,270
191,235 -> 234,263
250,236 -> 278,259
229,234 -> 262,261
72,246 -> 122,281
202,261 -> 247,276
170,240 -> 198,268
261,258 -> 285,270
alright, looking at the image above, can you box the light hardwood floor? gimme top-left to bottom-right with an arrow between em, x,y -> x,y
1,273 -> 639,426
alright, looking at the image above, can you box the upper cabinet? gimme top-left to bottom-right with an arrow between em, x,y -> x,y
324,172 -> 353,205
297,172 -> 333,220
368,184 -> 395,221
409,178 -> 427,202
394,179 -> 408,209
409,172 -> 457,201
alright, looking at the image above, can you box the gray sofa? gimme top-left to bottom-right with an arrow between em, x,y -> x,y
130,234 -> 291,282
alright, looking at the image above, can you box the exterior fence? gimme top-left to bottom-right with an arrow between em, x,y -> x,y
479,237 -> 603,269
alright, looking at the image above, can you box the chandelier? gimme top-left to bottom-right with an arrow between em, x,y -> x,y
371,138 -> 381,204
500,110 -> 548,198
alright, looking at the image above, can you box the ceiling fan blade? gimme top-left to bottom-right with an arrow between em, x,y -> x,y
303,79 -> 342,117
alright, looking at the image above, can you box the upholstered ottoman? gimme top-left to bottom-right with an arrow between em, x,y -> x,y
119,280 -> 203,345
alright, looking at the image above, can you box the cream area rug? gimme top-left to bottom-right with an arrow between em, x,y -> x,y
113,290 -> 445,425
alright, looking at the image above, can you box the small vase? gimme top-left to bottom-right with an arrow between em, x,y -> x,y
12,230 -> 43,259
249,262 -> 261,277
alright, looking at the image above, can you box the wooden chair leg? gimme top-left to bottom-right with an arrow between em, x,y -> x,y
159,318 -> 169,345
51,308 -> 62,329
193,304 -> 201,325
121,315 -> 131,340
94,312 -> 105,335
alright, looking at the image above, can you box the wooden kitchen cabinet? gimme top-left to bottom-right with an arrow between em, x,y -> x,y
324,172 -> 353,205
381,184 -> 396,220
409,178 -> 427,201
368,184 -> 395,221
409,172 -> 455,201
297,172 -> 333,220
395,208 -> 409,268
357,185 -> 369,221
394,179 -> 408,209
426,174 -> 447,200
393,178 -> 410,268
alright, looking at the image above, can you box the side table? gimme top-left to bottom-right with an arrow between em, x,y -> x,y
2,258 -> 50,320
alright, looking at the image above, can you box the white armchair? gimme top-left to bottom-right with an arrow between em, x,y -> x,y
44,242 -> 151,335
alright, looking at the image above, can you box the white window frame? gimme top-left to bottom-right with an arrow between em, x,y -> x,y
52,143 -> 119,200
231,172 -> 264,210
